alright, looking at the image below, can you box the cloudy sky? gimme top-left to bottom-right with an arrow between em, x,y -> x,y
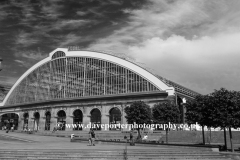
0,0 -> 240,95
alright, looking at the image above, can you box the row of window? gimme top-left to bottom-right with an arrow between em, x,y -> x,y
20,108 -> 121,131
6,56 -> 159,105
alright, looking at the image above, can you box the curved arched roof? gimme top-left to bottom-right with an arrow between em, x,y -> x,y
0,48 -> 174,107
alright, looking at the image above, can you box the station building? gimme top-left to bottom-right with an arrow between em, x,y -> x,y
0,48 -> 199,131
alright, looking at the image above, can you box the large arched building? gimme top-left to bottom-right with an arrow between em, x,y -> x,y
0,48 -> 199,131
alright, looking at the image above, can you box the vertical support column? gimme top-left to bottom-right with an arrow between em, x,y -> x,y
182,98 -> 187,125
18,113 -> 24,131
125,69 -> 127,92
35,68 -> 39,101
51,109 -> 57,131
49,61 -> 52,100
122,105 -> 128,131
64,108 -> 71,131
101,113 -> 109,131
28,111 -> 34,131
65,116 -> 72,131
24,78 -> 28,103
51,117 -> 57,131
39,114 -> 45,131
36,110 -> 43,131
103,61 -> 106,95
29,119 -> 34,131
83,58 -> 86,96
64,58 -> 67,98
182,104 -> 186,124
82,114 -> 91,131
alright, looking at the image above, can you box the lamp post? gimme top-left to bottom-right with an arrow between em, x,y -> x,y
182,98 -> 186,125
0,58 -> 2,71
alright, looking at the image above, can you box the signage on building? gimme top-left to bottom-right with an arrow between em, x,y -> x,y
68,46 -> 81,51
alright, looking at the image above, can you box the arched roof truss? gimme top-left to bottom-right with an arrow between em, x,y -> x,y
1,48 -> 174,106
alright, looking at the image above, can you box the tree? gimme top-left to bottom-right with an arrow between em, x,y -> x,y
152,100 -> 180,143
186,88 -> 240,151
186,95 -> 205,144
199,95 -> 219,144
210,88 -> 240,151
185,95 -> 216,145
124,101 -> 152,140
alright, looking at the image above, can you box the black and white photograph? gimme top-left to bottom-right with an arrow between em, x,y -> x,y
0,0 -> 240,159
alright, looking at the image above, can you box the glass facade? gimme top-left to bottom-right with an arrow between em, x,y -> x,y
6,52 -> 159,105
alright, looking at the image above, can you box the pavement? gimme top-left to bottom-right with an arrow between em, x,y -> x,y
0,130 -> 239,152
0,130 -> 169,150
1,130 -> 240,160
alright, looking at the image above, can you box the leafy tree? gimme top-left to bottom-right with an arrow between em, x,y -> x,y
124,101 -> 152,140
187,88 -> 240,151
186,95 -> 205,144
185,98 -> 201,125
185,95 -> 215,145
152,100 -> 180,143
210,88 -> 240,151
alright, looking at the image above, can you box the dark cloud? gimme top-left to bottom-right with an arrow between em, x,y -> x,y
0,0 -> 147,87
1,0 -> 240,95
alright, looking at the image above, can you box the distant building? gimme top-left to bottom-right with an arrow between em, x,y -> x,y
0,48 -> 199,131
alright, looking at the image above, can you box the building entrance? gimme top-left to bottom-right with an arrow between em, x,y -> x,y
0,113 -> 19,130
109,107 -> 121,130
57,110 -> 66,131
33,112 -> 40,131
23,113 -> 29,131
45,111 -> 51,130
73,109 -> 83,130
90,109 -> 101,130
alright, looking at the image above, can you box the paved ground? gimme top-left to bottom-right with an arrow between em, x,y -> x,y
1,130 -> 240,151
1,131 -> 240,160
0,130 -> 167,150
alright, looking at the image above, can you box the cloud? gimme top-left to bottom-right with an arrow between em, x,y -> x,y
2,0 -> 240,95
7,0 -> 39,24
76,11 -> 88,16
129,33 -> 240,94
52,19 -> 91,30
88,0 -> 240,94
14,60 -> 25,65
90,0 -> 240,49
0,8 -> 9,21
14,49 -> 47,68
20,50 -> 47,61
108,0 -> 123,5
15,30 -> 40,47
56,33 -> 98,48
0,76 -> 17,86
39,1 -> 64,20
57,33 -> 82,47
